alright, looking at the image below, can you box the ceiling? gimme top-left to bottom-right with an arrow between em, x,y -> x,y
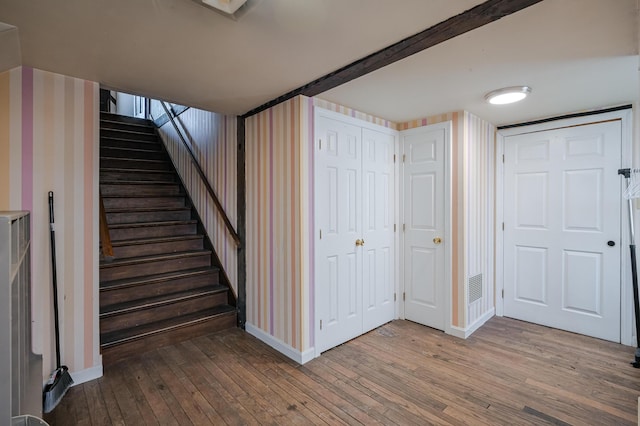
0,0 -> 637,126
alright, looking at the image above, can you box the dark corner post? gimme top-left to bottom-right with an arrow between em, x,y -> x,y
618,168 -> 640,366
237,116 -> 247,329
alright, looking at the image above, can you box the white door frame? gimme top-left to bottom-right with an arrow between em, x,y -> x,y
399,121 -> 453,336
495,108 -> 633,345
313,107 -> 400,357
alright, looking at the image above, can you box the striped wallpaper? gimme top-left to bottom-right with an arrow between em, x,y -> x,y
157,107 -> 238,292
0,66 -> 100,383
245,96 -> 313,352
313,98 -> 396,130
462,112 -> 496,328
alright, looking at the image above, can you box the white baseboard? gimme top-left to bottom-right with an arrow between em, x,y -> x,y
70,364 -> 103,386
245,323 -> 315,364
447,308 -> 495,339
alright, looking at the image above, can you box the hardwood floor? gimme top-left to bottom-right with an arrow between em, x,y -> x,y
44,317 -> 640,425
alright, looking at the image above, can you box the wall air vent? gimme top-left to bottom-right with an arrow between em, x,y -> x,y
468,273 -> 483,303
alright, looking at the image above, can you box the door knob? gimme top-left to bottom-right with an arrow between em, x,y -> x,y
433,237 -> 442,244
607,240 -> 615,247
355,239 -> 365,246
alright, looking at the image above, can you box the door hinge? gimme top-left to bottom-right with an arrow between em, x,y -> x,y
320,229 -> 322,239
501,289 -> 504,299
320,319 -> 323,330
394,154 -> 396,163
319,139 -> 322,150
403,154 -> 406,163
502,154 -> 505,163
403,223 -> 406,232
502,222 -> 504,231
394,293 -> 397,302
403,292 -> 406,301
394,224 -> 396,232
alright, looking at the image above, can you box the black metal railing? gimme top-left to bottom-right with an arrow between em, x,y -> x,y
159,101 -> 241,247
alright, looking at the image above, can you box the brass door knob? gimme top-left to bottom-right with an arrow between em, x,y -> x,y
433,237 -> 442,244
355,239 -> 365,246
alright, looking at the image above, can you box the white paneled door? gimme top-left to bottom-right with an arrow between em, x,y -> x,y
402,123 -> 448,331
362,128 -> 396,331
503,121 -> 622,342
315,112 -> 395,354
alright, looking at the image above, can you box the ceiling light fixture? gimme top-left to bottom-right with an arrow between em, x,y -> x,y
485,86 -> 531,105
194,0 -> 259,20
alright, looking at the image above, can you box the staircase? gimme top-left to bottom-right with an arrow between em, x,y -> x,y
99,112 -> 237,364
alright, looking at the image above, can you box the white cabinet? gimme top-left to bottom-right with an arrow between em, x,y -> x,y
0,211 -> 42,420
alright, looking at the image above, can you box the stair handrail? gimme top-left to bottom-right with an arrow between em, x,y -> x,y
159,101 -> 241,248
99,191 -> 114,260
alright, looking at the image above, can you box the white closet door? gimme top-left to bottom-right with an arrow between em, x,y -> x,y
362,128 -> 395,332
315,115 -> 364,353
503,121 -> 621,342
403,124 -> 447,331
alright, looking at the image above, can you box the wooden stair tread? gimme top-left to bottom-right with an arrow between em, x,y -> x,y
101,180 -> 178,185
101,167 -> 173,174
100,118 -> 154,129
110,234 -> 202,247
100,138 -> 159,147
105,206 -> 189,214
101,146 -> 162,154
100,249 -> 210,268
100,267 -> 218,291
101,194 -> 184,199
100,286 -> 228,317
100,305 -> 236,347
100,112 -> 153,125
108,220 -> 197,229
101,128 -> 158,138
101,156 -> 167,163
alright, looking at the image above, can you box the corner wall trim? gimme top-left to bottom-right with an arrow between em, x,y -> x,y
69,364 -> 103,386
448,308 -> 495,339
245,323 -> 315,364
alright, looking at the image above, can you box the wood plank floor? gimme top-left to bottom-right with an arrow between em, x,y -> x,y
44,317 -> 640,425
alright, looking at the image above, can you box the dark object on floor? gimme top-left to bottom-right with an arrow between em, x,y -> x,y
43,191 -> 74,413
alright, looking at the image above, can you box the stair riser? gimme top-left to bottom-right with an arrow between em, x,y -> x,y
101,158 -> 170,170
100,113 -> 151,127
100,311 -> 237,365
101,138 -> 162,151
100,272 -> 220,307
101,184 -> 182,197
100,292 -> 227,334
102,197 -> 185,209
100,121 -> 155,134
112,238 -> 203,258
101,147 -> 166,161
106,209 -> 191,224
102,128 -> 158,142
100,171 -> 176,182
100,253 -> 211,281
110,223 -> 197,241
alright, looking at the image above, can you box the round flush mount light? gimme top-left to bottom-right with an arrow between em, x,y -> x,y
485,86 -> 532,105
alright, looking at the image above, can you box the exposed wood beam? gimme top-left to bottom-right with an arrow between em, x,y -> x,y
242,0 -> 544,118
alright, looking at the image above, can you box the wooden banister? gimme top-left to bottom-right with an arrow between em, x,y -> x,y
99,192 -> 114,259
160,101 -> 241,248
